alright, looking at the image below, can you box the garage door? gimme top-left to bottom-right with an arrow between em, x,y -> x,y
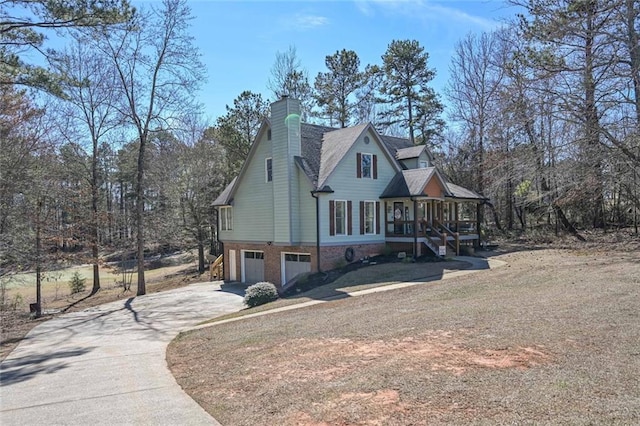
243,251 -> 264,283
283,253 -> 311,284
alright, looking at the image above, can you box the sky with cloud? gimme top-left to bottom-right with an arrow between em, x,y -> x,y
186,0 -> 515,122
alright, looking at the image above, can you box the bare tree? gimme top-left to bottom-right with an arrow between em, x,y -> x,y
447,31 -> 505,196
51,40 -> 121,295
94,0 -> 205,295
267,46 -> 313,119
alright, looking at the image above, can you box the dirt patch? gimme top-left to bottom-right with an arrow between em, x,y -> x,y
168,246 -> 640,425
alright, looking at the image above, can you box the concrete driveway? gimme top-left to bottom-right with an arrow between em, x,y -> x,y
0,282 -> 244,425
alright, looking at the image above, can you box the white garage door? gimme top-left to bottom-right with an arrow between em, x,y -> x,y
243,251 -> 264,283
283,253 -> 311,285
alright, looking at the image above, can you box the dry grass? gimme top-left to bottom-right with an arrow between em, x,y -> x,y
168,248 -> 640,425
204,259 -> 471,324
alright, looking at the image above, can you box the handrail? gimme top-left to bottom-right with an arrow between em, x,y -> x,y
212,254 -> 223,269
433,219 -> 460,255
209,254 -> 223,281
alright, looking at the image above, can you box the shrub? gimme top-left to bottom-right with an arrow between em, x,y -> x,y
244,281 -> 278,308
69,272 -> 86,294
382,244 -> 393,257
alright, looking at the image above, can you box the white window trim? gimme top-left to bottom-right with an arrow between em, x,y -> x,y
364,200 -> 376,235
361,153 -> 373,179
334,200 -> 347,236
220,206 -> 232,231
265,157 -> 273,182
419,160 -> 429,169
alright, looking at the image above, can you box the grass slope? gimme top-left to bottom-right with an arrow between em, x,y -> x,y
168,249 -> 640,425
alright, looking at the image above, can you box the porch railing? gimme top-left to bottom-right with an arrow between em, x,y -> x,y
434,219 -> 459,255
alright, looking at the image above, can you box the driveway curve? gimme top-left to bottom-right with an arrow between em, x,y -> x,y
0,282 -> 244,426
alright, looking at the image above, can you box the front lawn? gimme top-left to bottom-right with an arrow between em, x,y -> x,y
168,249 -> 640,425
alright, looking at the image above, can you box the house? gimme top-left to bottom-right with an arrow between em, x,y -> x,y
213,96 -> 485,289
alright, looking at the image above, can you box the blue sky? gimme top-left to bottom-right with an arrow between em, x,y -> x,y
185,0 -> 515,123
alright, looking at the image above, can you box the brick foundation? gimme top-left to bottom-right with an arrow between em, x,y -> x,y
319,243 -> 386,271
223,241 -> 386,289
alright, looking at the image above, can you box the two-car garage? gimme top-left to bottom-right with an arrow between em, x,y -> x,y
239,250 -> 310,285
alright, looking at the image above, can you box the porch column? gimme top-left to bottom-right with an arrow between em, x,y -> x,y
413,199 -> 418,257
476,202 -> 482,248
384,201 -> 388,237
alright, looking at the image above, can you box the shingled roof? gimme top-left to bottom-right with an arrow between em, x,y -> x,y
446,182 -> 486,200
296,123 -> 407,189
212,176 -> 237,206
380,168 -> 450,198
213,119 -> 466,206
396,145 -> 426,160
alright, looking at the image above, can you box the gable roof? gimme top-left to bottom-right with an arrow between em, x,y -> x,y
316,124 -> 368,188
396,145 -> 427,160
380,168 -> 451,199
213,116 -> 442,206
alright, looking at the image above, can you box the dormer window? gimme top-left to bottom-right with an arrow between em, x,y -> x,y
265,158 -> 273,182
419,160 -> 428,169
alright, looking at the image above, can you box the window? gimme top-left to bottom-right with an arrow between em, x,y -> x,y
244,251 -> 264,259
361,153 -> 372,178
267,129 -> 272,140
357,153 -> 377,179
265,158 -> 273,182
335,200 -> 346,235
220,207 -> 233,231
364,201 -> 375,234
330,200 -> 351,236
284,253 -> 311,262
419,160 -> 428,169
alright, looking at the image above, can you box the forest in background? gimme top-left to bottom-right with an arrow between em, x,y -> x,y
1,0 -> 638,312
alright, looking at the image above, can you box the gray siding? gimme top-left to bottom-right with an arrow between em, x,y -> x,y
219,132 -> 274,242
298,172 -> 317,244
319,129 -> 396,245
400,158 -> 418,169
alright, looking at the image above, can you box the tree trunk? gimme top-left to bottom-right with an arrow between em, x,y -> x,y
197,239 -> 205,275
35,205 -> 42,318
553,204 -> 586,241
136,139 -> 146,296
91,138 -> 100,295
485,201 -> 502,231
584,3 -> 605,228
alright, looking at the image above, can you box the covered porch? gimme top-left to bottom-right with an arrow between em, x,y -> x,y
383,198 -> 481,256
380,168 -> 485,257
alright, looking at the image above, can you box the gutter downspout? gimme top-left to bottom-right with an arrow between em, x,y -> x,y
213,207 -> 223,279
311,191 -> 321,272
311,186 -> 334,273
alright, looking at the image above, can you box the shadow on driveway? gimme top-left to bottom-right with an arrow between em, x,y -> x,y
0,346 -> 94,387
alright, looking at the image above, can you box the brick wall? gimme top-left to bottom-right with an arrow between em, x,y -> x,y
319,243 -> 386,271
223,241 -> 386,289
